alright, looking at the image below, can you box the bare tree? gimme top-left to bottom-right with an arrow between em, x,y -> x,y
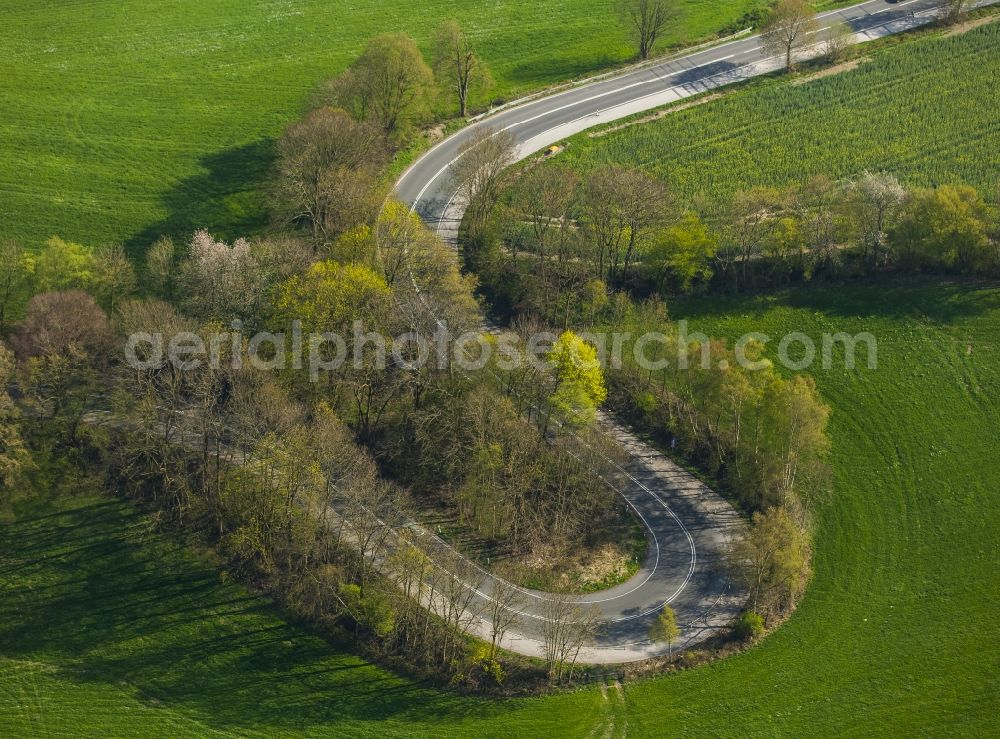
581,165 -> 674,283
821,21 -> 854,64
433,552 -> 487,666
485,574 -> 525,660
12,290 -> 112,360
620,0 -> 680,60
273,108 -> 388,245
541,594 -> 601,682
941,0 -> 970,24
761,0 -> 819,71
449,126 -> 518,232
511,164 -> 579,272
339,477 -> 410,592
433,21 -> 491,118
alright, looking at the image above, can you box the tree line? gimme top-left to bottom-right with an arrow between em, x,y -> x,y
0,64 -> 637,685
467,159 -> 999,322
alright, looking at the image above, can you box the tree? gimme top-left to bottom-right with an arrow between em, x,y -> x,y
729,506 -> 811,620
620,0 -> 680,60
274,108 -> 388,245
511,164 -> 579,271
94,243 -> 137,312
0,342 -> 29,492
179,231 -> 256,322
375,201 -> 435,286
449,126 -> 518,233
718,187 -> 783,289
485,573 -> 525,660
733,610 -> 765,641
0,239 -> 31,330
761,0 -> 819,71
12,291 -> 112,360
324,33 -> 434,139
541,594 -> 601,682
821,21 -> 854,64
275,261 -> 397,436
582,165 -> 674,283
30,236 -> 98,294
942,0 -> 970,24
146,236 -> 178,300
12,291 -> 111,443
774,375 -> 830,502
178,231 -> 309,327
891,185 -> 991,273
647,212 -> 717,292
798,175 -> 844,277
649,604 -> 681,658
849,171 -> 907,269
276,260 -> 392,337
433,21 -> 491,117
546,331 -> 608,429
339,582 -> 396,637
20,346 -> 100,444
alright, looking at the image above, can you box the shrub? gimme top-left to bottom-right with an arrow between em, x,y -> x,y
734,610 -> 765,642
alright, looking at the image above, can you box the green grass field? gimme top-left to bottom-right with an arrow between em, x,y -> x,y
4,4 -> 999,735
1,0 -> 765,253
555,21 -> 1000,203
4,278 -> 999,735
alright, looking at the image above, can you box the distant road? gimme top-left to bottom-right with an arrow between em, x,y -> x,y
393,0 -> 988,663
397,0 -> 990,243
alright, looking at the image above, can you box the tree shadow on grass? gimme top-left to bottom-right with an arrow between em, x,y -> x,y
674,278 -> 1000,325
502,52 -> 622,93
125,140 -> 275,261
0,492 -> 502,733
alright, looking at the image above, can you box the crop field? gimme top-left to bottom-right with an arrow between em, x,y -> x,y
555,21 -> 1000,202
0,0 -> 763,253
4,279 -> 999,736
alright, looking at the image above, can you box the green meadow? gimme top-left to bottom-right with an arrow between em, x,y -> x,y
1,0 -> 761,253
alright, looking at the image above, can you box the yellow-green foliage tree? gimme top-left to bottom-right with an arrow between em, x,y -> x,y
729,506 -> 812,620
649,604 -> 681,658
647,212 -> 717,292
29,237 -> 99,294
276,261 -> 392,336
892,185 -> 992,273
546,331 -> 607,428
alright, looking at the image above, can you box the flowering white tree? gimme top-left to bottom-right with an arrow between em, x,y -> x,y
850,172 -> 908,269
180,230 -> 255,321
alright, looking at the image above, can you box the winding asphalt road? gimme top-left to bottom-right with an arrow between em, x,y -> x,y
391,0 -> 986,663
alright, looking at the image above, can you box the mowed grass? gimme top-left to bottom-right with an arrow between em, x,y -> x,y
0,483 -> 607,737
0,0 -> 761,252
620,280 -> 1000,735
3,279 -> 999,735
555,21 -> 1000,202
